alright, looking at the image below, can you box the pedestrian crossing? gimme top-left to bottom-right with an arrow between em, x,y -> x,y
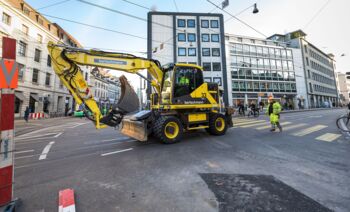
232,118 -> 342,143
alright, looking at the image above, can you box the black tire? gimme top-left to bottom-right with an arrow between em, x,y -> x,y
206,113 -> 228,136
336,115 -> 350,132
153,116 -> 183,144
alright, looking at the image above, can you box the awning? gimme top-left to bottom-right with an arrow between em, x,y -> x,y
15,92 -> 25,101
30,94 -> 40,102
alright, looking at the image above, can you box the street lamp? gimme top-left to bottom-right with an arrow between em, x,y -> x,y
253,3 -> 259,14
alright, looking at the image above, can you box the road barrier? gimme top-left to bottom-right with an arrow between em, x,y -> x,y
29,112 -> 45,119
59,189 -> 76,212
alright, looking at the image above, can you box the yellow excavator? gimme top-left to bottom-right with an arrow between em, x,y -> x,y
48,42 -> 233,144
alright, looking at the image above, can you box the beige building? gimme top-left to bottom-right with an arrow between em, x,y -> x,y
335,72 -> 350,104
0,0 -> 85,117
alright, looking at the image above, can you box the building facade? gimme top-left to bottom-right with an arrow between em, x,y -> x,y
0,0 -> 80,117
268,30 -> 338,108
335,72 -> 350,105
225,34 -> 297,108
147,11 -> 228,104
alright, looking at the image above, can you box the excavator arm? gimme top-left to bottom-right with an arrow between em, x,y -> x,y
47,41 -> 163,129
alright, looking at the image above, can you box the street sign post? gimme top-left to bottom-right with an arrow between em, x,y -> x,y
0,37 -> 18,210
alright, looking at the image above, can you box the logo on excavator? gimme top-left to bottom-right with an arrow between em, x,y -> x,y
94,59 -> 127,65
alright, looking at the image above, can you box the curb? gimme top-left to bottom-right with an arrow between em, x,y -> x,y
280,107 -> 343,114
59,189 -> 76,212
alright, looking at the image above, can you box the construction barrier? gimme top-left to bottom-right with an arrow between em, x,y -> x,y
29,112 -> 45,119
59,189 -> 76,212
0,37 -> 17,208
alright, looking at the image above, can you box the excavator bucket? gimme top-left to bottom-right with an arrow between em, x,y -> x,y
115,75 -> 149,141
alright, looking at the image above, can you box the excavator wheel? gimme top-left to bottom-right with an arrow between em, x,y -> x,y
154,116 -> 183,144
206,113 -> 227,136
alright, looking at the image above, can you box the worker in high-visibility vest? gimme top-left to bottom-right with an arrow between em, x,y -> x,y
179,74 -> 189,85
266,96 -> 282,132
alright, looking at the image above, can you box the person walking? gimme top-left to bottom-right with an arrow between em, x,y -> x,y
266,97 -> 282,132
24,106 -> 30,122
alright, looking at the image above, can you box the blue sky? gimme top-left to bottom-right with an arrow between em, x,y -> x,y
26,0 -> 350,73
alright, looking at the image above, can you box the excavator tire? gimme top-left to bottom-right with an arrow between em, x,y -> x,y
206,113 -> 227,136
154,116 -> 183,144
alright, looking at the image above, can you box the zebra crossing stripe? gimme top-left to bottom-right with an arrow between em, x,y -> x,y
291,125 -> 327,136
315,133 -> 341,142
240,121 -> 270,128
280,123 -> 307,131
234,120 -> 266,126
256,122 -> 292,130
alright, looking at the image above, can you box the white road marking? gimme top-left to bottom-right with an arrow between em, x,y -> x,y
101,148 -> 133,157
256,122 -> 292,130
292,125 -> 327,136
240,121 -> 270,128
67,122 -> 89,128
15,149 -> 34,154
280,123 -> 307,131
39,141 -> 55,160
316,133 -> 341,142
15,155 -> 34,160
234,120 -> 265,126
16,132 -> 59,140
54,132 -> 63,138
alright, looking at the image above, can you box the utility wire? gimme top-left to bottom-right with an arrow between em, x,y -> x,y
206,0 -> 267,38
303,0 -> 331,29
173,0 -> 179,12
119,0 -> 151,10
36,0 -> 71,10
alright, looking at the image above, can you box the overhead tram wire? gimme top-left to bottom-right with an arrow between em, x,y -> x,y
206,0 -> 267,38
173,0 -> 179,12
119,0 -> 151,10
36,0 -> 72,10
303,0 -> 331,30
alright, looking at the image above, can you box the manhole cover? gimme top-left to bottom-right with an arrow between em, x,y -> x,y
200,173 -> 331,212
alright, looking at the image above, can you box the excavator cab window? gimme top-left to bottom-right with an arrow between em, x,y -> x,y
161,69 -> 173,104
174,66 -> 203,98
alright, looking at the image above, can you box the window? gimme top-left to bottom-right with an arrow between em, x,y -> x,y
202,48 -> 210,56
213,77 -> 222,85
178,33 -> 186,42
18,41 -> 27,56
32,69 -> 39,83
211,34 -> 219,42
203,62 -> 211,71
23,6 -> 30,15
188,33 -> 196,42
177,19 -> 185,27
37,34 -> 43,43
34,49 -> 41,62
287,61 -> 293,70
187,19 -> 195,28
304,44 -> 308,53
307,70 -> 311,78
204,77 -> 211,83
212,63 -> 221,71
309,82 -> 313,93
45,73 -> 51,86
201,20 -> 209,28
201,34 -> 209,42
188,48 -> 196,56
2,12 -> 11,25
22,24 -> 29,35
18,63 -> 25,81
47,55 -> 51,67
212,48 -> 220,56
210,20 -> 219,28
37,17 -> 43,25
178,48 -> 186,56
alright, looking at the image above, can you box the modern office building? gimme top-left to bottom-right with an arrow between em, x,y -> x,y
225,34 -> 297,108
147,12 -> 228,104
268,30 -> 338,108
335,72 -> 350,105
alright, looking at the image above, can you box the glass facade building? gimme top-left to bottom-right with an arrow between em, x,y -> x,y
226,35 -> 297,107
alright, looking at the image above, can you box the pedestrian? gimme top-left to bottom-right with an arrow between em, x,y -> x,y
266,97 -> 282,132
238,101 -> 245,116
24,106 -> 30,122
259,101 -> 264,112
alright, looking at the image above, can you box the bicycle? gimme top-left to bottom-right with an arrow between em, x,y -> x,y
247,108 -> 260,117
336,110 -> 350,132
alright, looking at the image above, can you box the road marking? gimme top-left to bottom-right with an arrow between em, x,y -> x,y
279,123 -> 306,131
291,125 -> 327,136
101,148 -> 133,157
15,155 -> 34,160
240,121 -> 270,128
316,133 -> 341,142
54,132 -> 63,138
15,149 -> 34,154
39,141 -> 55,160
67,122 -> 89,128
234,120 -> 265,126
256,122 -> 292,130
16,132 -> 58,140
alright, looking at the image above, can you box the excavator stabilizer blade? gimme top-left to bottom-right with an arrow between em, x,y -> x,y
120,119 -> 148,141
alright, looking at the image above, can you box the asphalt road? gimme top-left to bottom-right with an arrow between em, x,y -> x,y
12,109 -> 350,212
